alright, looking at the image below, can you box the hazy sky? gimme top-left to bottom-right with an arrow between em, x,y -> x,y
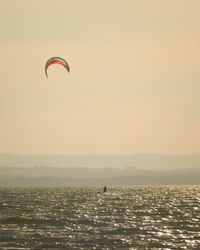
0,0 -> 200,154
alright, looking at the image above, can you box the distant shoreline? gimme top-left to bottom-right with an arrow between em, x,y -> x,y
1,154 -> 200,170
0,167 -> 200,187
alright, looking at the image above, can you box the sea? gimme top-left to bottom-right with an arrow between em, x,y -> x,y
0,186 -> 200,249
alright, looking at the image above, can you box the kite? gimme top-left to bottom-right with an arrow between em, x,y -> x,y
45,57 -> 70,78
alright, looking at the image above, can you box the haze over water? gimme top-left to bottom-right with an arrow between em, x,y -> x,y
0,186 -> 200,249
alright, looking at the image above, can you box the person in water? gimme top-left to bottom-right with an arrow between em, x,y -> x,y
103,186 -> 107,193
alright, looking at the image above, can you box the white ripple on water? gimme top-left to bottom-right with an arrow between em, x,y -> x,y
0,186 -> 200,249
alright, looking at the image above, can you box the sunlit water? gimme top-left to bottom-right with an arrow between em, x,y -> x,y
0,186 -> 200,249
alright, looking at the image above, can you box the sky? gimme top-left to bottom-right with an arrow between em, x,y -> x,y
0,0 -> 200,155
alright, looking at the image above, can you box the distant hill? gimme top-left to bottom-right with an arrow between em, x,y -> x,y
1,154 -> 200,186
0,154 -> 200,170
0,167 -> 200,187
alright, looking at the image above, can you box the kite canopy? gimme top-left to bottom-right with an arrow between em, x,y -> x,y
45,57 -> 70,78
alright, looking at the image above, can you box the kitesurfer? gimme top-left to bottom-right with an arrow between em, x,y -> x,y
103,186 -> 107,193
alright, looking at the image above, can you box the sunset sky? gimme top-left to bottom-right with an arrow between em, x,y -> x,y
0,0 -> 200,154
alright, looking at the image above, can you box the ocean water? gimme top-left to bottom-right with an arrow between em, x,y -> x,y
0,186 -> 200,249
